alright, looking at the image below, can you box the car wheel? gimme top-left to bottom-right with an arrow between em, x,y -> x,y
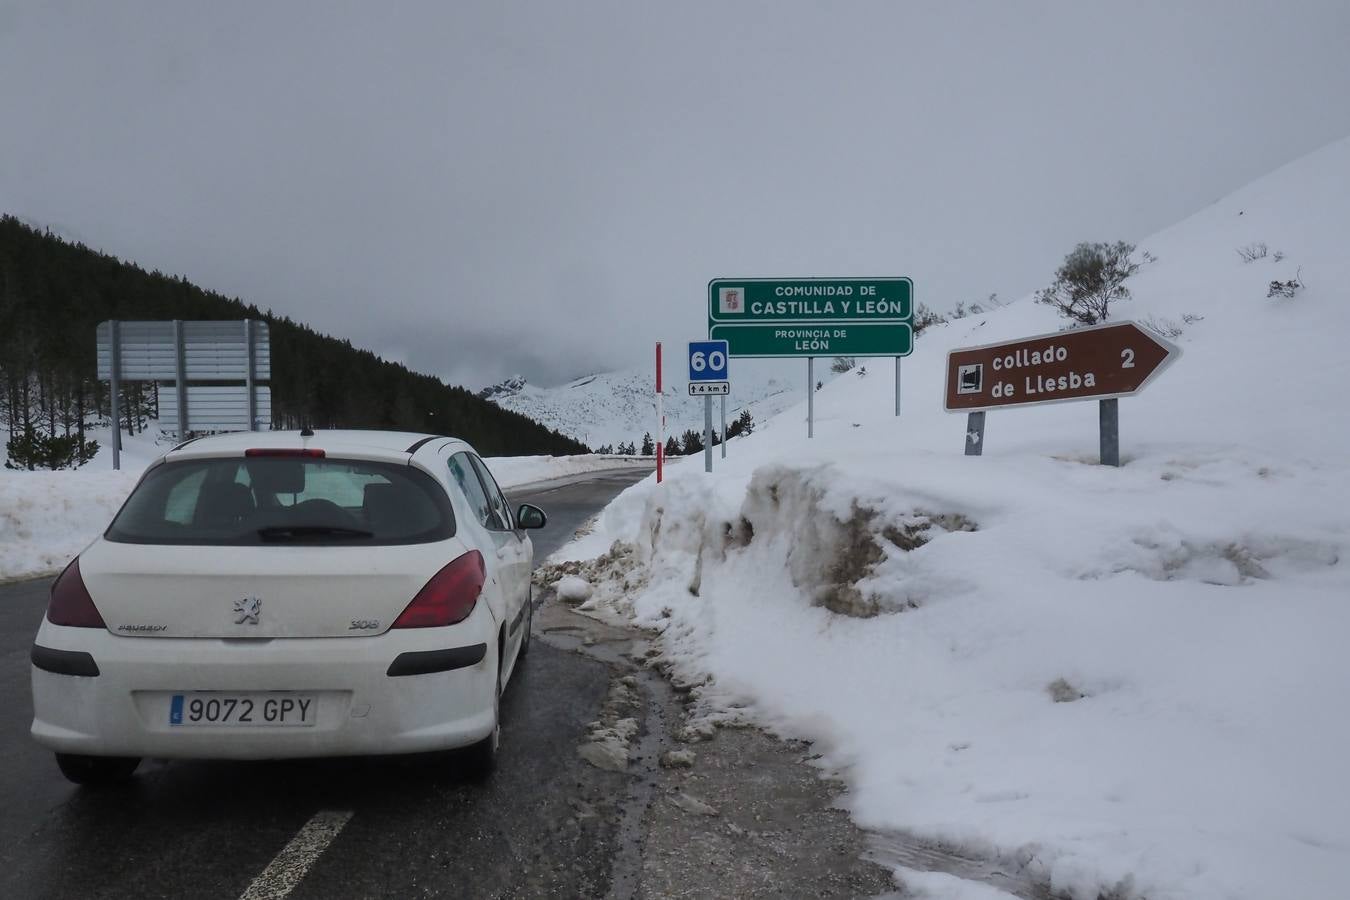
55,753 -> 141,786
462,650 -> 501,779
518,592 -> 533,659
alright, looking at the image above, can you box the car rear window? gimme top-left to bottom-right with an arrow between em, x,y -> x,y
106,457 -> 455,545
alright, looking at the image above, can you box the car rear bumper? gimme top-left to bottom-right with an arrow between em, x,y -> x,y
30,622 -> 498,760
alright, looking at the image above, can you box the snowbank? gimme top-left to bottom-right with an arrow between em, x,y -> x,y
549,137 -> 1350,899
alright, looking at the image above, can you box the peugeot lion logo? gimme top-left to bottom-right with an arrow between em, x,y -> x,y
234,596 -> 262,625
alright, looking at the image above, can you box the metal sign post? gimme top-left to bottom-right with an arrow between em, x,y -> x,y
720,394 -> 727,458
965,412 -> 986,456
703,395 -> 713,473
172,320 -> 188,439
1100,399 -> 1120,467
109,320 -> 121,471
807,357 -> 814,439
895,356 -> 902,416
244,319 -> 258,431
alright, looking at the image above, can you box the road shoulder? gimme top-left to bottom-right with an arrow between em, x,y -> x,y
536,598 -> 896,899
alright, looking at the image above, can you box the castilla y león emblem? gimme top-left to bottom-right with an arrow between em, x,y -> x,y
234,596 -> 262,625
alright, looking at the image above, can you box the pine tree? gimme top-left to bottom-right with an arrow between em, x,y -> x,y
640,432 -> 654,456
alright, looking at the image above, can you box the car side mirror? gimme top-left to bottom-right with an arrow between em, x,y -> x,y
516,504 -> 547,530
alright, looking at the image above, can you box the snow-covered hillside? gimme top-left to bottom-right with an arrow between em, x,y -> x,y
481,366 -> 800,449
547,137 -> 1350,900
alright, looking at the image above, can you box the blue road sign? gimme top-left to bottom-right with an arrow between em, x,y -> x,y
688,340 -> 729,381
688,340 -> 730,395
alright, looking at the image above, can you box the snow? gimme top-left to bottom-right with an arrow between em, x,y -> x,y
548,136 -> 1350,899
553,575 -> 594,604
481,365 -> 801,448
0,428 -> 649,581
893,869 -> 1021,900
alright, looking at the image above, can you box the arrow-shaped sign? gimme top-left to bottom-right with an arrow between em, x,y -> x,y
944,320 -> 1180,412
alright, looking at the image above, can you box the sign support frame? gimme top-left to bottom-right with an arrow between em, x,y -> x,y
807,357 -> 815,439
895,356 -> 902,416
720,394 -> 727,458
1100,399 -> 1120,467
244,319 -> 258,431
965,411 -> 986,456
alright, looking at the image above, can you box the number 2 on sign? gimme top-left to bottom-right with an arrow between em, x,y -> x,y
1121,348 -> 1135,368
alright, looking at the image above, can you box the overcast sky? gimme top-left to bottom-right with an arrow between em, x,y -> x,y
3,1 -> 1349,389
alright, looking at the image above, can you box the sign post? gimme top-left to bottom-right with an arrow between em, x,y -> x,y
807,357 -> 814,438
709,278 -> 913,438
720,394 -> 727,458
109,320 -> 121,471
895,357 -> 902,417
943,321 -> 1179,465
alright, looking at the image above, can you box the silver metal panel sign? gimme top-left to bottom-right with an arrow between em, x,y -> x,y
98,321 -> 270,380
157,385 -> 272,433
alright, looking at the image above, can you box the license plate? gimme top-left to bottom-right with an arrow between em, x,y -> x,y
169,693 -> 317,727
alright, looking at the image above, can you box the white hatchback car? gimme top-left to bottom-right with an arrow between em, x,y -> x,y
30,430 -> 547,785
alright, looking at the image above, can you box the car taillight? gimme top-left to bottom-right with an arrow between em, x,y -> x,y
244,448 -> 325,458
392,551 -> 486,628
47,558 -> 106,628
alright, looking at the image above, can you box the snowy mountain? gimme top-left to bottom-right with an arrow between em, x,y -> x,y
548,136 -> 1350,900
480,367 -> 802,449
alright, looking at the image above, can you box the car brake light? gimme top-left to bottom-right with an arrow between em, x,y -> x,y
47,558 -> 107,628
393,551 -> 485,628
245,448 -> 326,458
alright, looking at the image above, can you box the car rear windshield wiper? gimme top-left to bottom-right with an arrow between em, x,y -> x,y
256,525 -> 375,541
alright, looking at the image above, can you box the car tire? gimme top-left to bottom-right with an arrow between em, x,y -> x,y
55,753 -> 141,786
462,650 -> 501,780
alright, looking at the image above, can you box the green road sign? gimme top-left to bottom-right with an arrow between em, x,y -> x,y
708,278 -> 912,325
708,277 -> 913,357
710,322 -> 913,358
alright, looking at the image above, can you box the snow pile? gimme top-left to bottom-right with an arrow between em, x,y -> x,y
553,574 -> 594,604
0,430 -> 649,581
551,137 -> 1350,899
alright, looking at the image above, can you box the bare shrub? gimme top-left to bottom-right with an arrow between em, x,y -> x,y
1268,267 -> 1304,299
1142,316 -> 1185,339
912,303 -> 948,335
1236,242 -> 1268,263
1037,241 -> 1140,325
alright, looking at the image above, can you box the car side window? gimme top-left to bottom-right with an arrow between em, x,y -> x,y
448,453 -> 497,530
469,455 -> 513,531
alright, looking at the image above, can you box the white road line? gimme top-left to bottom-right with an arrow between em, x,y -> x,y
238,809 -> 354,900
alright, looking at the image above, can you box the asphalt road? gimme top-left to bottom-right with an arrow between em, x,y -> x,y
0,467 -> 652,900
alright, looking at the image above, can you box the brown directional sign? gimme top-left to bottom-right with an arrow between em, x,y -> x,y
944,321 -> 1180,412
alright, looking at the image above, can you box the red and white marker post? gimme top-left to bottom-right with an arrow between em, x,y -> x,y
655,342 -> 664,483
